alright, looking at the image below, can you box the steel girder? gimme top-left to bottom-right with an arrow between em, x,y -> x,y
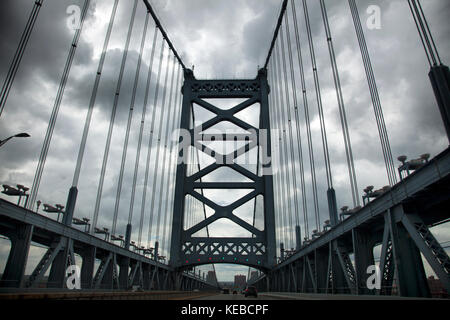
0,200 -> 215,291
169,68 -> 276,271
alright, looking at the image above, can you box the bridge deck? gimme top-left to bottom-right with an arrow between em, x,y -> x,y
252,147 -> 450,286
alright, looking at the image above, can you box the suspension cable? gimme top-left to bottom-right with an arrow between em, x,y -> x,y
0,0 -> 44,117
164,65 -> 183,258
136,26 -> 159,246
289,0 -> 311,239
96,0 -> 138,236
279,23 -> 298,244
408,0 -> 441,67
416,1 -> 442,65
27,0 -> 90,210
301,0 -> 333,193
155,55 -> 177,243
273,40 -> 290,249
147,42 -> 171,245
143,38 -> 166,247
319,0 -> 359,207
281,16 -> 301,230
348,0 -> 397,186
142,0 -> 186,70
267,63 -> 282,251
264,0 -> 288,69
285,2 -> 308,234
161,63 -> 182,255
121,12 -> 151,228
71,0 -> 119,188
271,42 -> 285,249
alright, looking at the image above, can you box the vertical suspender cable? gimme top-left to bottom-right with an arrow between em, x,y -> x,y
155,55 -> 177,243
280,15 -> 301,231
286,9 -> 321,233
279,22 -> 298,245
121,11 -> 151,228
165,65 -> 183,257
273,40 -> 290,249
143,38 -> 165,246
286,1 -> 308,236
0,0 -> 44,117
90,0 -> 137,235
277,33 -> 295,249
72,0 -> 119,189
302,0 -> 333,192
289,0 -> 311,239
319,0 -> 359,207
28,0 -> 90,210
147,42 -> 170,245
348,0 -> 397,186
109,0 -> 139,235
267,63 -> 282,252
162,63 -> 182,255
271,43 -> 284,250
136,26 -> 159,246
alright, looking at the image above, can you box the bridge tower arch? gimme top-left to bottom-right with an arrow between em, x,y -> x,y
169,68 -> 277,271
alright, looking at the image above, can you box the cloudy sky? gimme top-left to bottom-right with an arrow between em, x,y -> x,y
0,0 -> 449,283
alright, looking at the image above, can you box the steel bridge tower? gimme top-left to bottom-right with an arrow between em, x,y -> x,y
169,68 -> 277,272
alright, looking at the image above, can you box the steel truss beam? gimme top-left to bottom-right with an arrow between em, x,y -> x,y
170,69 -> 276,271
0,199 -> 215,291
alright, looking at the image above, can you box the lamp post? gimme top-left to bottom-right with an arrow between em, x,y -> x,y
0,133 -> 30,147
1,184 -> 29,206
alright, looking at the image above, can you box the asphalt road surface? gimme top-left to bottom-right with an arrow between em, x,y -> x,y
194,293 -> 277,300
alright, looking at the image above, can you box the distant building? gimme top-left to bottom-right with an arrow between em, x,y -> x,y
234,274 -> 246,289
206,270 -> 216,284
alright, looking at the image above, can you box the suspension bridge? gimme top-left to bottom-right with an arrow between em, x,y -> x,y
0,0 -> 448,300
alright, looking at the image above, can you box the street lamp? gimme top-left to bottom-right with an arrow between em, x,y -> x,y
43,203 -> 65,222
2,184 -> 30,206
0,133 -> 30,147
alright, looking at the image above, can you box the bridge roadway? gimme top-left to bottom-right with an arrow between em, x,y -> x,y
0,148 -> 449,294
0,290 -> 218,300
250,147 -> 450,297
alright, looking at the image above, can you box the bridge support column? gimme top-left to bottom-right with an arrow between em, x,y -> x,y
119,256 -> 130,290
143,264 -> 151,290
390,206 -> 430,298
171,271 -> 182,291
80,246 -> 96,289
0,224 -> 33,288
352,228 -> 375,295
327,188 -> 339,226
295,226 -> 301,251
429,64 -> 450,143
63,186 -> 78,226
330,242 -> 348,294
124,223 -> 132,250
47,238 -> 72,288
101,257 -> 114,289
315,248 -> 329,293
